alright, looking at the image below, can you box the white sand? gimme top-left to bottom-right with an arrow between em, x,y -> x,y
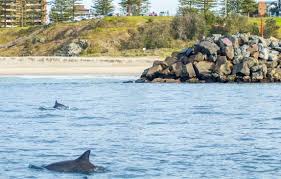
0,56 -> 160,76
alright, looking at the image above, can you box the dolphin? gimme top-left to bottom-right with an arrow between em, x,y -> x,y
53,100 -> 69,110
44,150 -> 96,174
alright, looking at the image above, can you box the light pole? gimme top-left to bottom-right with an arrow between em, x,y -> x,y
258,0 -> 266,37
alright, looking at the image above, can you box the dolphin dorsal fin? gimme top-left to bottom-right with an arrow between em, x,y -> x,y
76,150 -> 91,162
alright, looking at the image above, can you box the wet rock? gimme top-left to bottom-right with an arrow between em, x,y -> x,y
135,78 -> 147,83
152,78 -> 180,83
146,65 -> 163,80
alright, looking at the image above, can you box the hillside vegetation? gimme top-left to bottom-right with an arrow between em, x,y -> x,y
0,17 -> 179,57
0,16 -> 280,57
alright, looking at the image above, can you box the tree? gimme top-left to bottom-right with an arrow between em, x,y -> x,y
197,0 -> 216,14
0,0 -> 5,27
224,0 -> 242,15
92,0 -> 114,15
50,0 -> 73,22
171,11 -> 207,40
178,0 -> 199,9
240,0 -> 257,17
120,0 -> 150,16
178,0 -> 201,15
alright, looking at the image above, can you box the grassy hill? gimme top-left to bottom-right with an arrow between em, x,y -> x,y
0,16 -> 177,57
0,16 -> 280,57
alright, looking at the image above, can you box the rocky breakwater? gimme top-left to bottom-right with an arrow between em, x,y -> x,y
137,34 -> 281,83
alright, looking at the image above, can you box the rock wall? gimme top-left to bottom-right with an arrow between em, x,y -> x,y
137,34 -> 281,83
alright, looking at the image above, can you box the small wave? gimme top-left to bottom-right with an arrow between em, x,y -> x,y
38,107 -> 55,111
192,111 -> 224,115
192,105 -> 213,109
271,117 -> 281,120
39,106 -> 78,111
32,114 -> 63,118
78,116 -> 96,120
94,166 -> 109,173
146,122 -> 166,125
28,164 -> 45,170
0,109 -> 20,113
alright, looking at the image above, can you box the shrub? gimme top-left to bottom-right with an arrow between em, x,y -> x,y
122,21 -> 173,49
264,18 -> 279,38
171,11 -> 207,40
223,14 -> 251,34
249,23 -> 260,36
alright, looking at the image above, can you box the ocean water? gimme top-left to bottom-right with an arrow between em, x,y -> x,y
1,76 -> 281,179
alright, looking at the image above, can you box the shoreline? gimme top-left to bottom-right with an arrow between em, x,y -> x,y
0,56 -> 159,76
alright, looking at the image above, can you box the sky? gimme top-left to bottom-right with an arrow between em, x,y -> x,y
83,0 -> 180,15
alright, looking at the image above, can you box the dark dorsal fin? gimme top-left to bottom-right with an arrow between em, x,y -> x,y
76,150 -> 91,162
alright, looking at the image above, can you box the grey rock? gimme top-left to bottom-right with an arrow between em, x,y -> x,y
171,62 -> 185,78
215,56 -> 233,76
185,63 -> 196,78
146,65 -> 163,80
194,61 -> 215,80
233,62 -> 250,76
165,57 -> 177,66
259,48 -> 269,60
268,51 -> 279,61
194,41 -> 220,62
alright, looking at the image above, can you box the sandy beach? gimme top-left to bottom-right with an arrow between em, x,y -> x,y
0,56 -> 159,76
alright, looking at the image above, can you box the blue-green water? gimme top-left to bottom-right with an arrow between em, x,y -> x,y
1,76 -> 281,178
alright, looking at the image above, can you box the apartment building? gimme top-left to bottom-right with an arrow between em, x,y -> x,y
0,0 -> 47,27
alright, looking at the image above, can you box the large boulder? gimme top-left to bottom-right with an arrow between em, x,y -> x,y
170,62 -> 189,80
183,52 -> 205,64
250,64 -> 267,81
259,46 -> 269,60
153,61 -> 168,68
269,68 -> 281,81
219,38 -> 234,60
224,46 -> 234,60
145,65 -> 163,80
194,41 -> 220,62
194,61 -> 215,80
233,57 -> 258,76
215,56 -> 233,76
185,63 -> 196,78
56,40 -> 88,56
233,62 -> 250,76
164,57 -> 178,66
268,51 -> 279,61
